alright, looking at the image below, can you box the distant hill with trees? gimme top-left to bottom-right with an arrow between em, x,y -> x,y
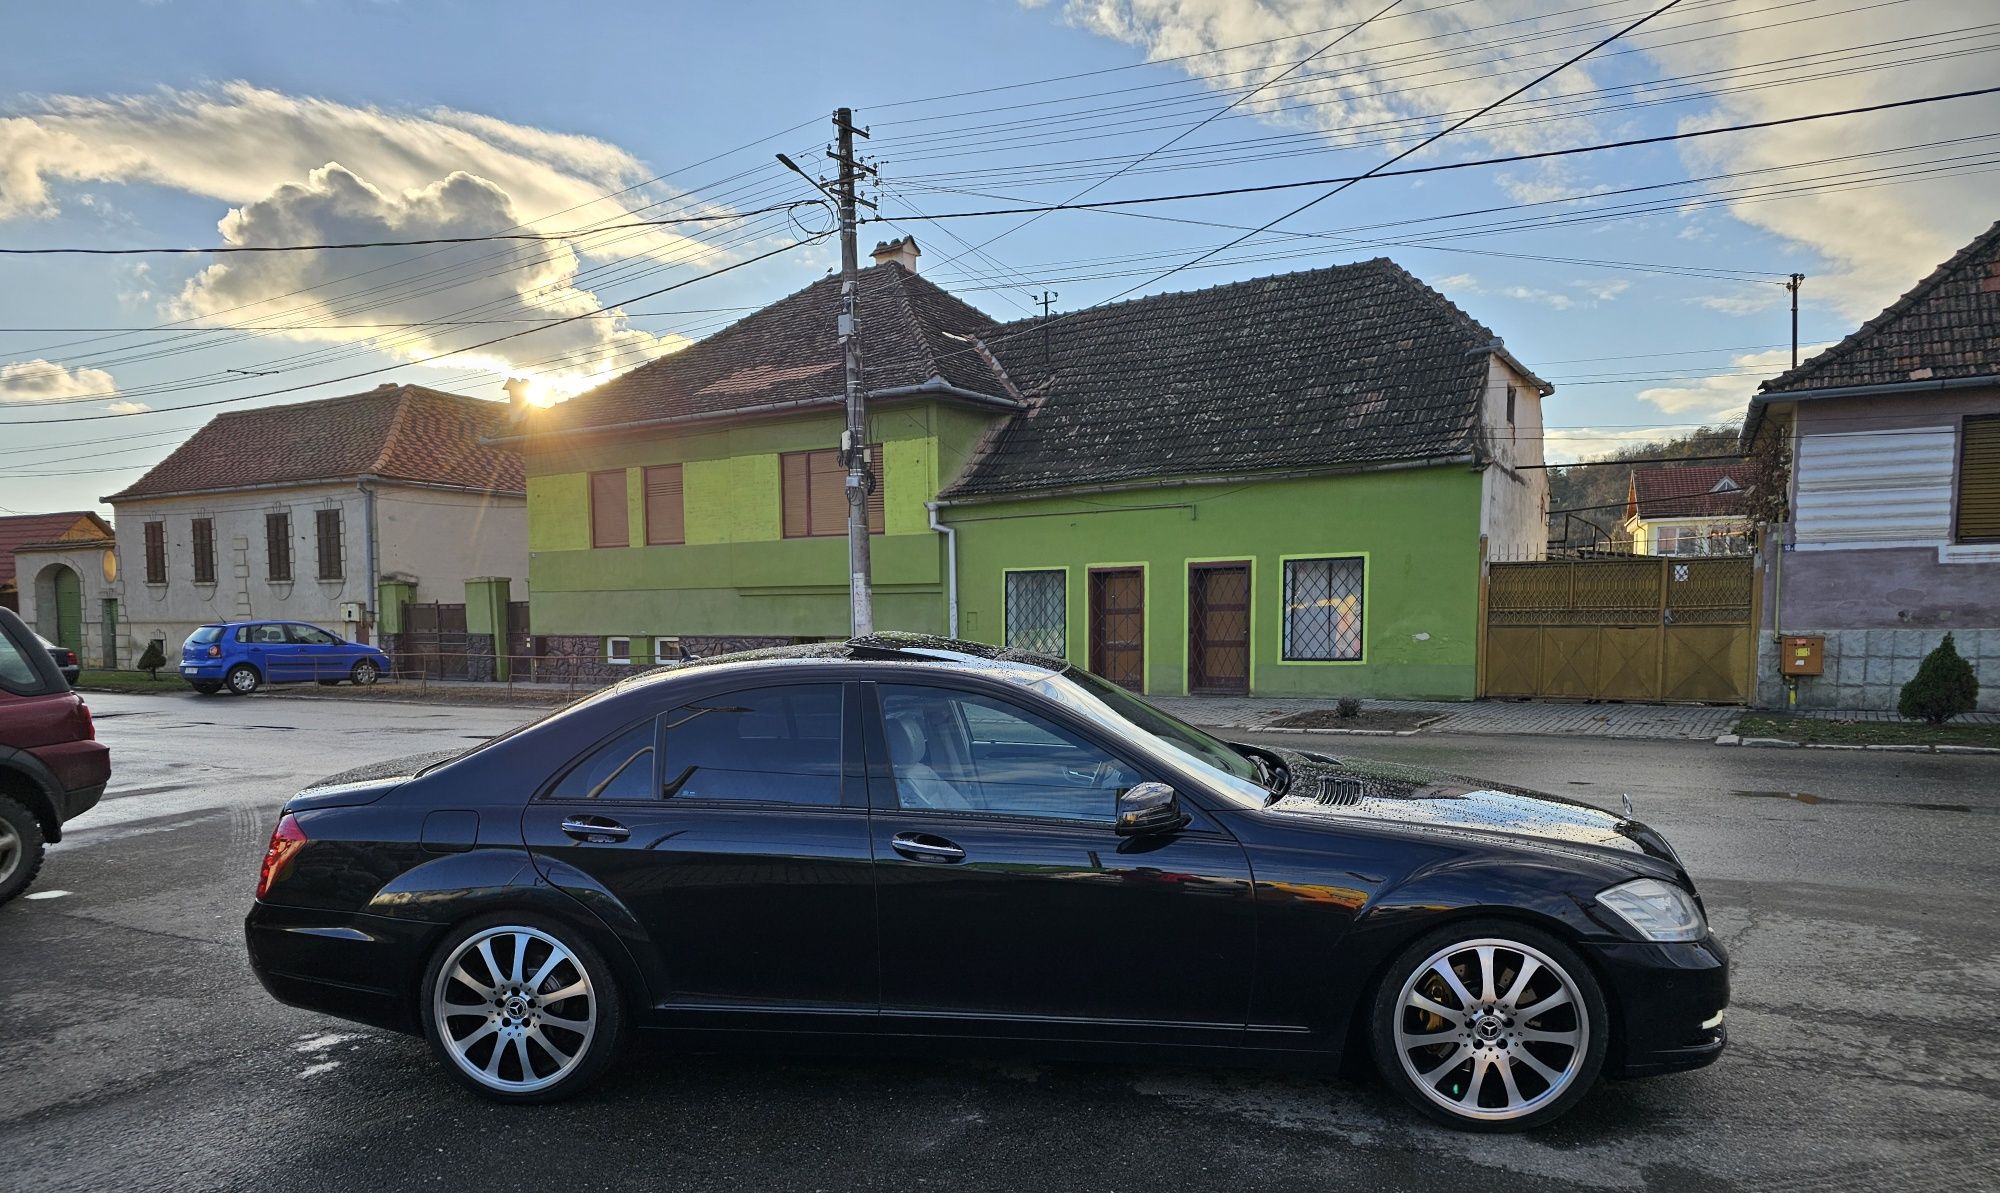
1545,424 -> 1745,551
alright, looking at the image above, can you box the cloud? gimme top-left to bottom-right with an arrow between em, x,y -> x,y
1634,345 -> 1831,418
1646,0 -> 2000,317
1041,1 -> 1610,158
1694,288 -> 1783,316
1501,285 -> 1574,310
105,400 -> 151,414
0,84 -> 754,398
1433,272 -> 1481,292
0,359 -> 116,403
169,163 -> 681,395
1572,278 -> 1629,302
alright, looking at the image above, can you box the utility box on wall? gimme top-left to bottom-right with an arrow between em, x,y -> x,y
339,601 -> 367,623
1782,635 -> 1824,677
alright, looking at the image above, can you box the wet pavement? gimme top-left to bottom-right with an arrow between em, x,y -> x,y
2,692 -> 1994,1192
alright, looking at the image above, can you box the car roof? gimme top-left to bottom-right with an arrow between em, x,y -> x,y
593,633 -> 1070,699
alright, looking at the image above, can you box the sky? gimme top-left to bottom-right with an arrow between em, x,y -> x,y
2,0 -> 1996,515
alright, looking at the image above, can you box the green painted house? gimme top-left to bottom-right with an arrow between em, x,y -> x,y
504,238 -> 1551,698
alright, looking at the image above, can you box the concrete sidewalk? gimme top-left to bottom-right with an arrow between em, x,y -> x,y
1151,695 -> 1745,740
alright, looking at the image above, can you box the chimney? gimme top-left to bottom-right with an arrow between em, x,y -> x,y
870,235 -> 921,272
503,377 -> 533,416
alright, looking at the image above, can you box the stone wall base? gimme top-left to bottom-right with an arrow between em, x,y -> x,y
1756,627 -> 1999,712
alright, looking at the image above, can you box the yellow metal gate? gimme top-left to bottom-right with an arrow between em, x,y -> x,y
1482,557 -> 1755,703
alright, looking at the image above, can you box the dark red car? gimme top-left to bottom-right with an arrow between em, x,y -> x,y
0,606 -> 109,905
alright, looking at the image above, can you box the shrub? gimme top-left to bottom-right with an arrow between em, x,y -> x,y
1898,633 -> 1979,724
1336,696 -> 1363,719
136,639 -> 166,679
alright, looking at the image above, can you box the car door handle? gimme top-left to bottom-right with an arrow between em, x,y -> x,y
891,832 -> 965,862
560,816 -> 631,843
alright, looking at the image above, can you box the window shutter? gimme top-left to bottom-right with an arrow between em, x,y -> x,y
590,470 -> 629,548
316,509 -> 344,579
808,450 -> 845,537
867,442 -> 886,534
266,512 -> 292,582
144,521 -> 166,584
1959,416 -> 2000,542
191,518 -> 216,584
782,452 -> 811,537
644,465 -> 685,545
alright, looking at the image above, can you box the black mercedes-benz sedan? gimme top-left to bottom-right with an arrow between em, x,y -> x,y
245,635 -> 1727,1130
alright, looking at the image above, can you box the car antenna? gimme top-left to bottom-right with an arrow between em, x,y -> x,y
1622,793 -> 1634,818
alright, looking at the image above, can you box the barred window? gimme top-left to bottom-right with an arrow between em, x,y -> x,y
1282,557 -> 1364,661
143,521 -> 166,584
1004,570 -> 1066,656
315,509 -> 344,580
266,511 -> 292,582
191,518 -> 216,584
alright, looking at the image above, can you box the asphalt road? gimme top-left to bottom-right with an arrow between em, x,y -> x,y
3,692 -> 1995,1193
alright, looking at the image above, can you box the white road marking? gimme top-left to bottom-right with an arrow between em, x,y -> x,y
24,889 -> 72,900
297,1061 -> 341,1078
293,1032 -> 362,1054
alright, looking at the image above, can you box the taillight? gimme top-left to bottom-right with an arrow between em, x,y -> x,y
257,814 -> 307,900
76,700 -> 95,740
207,645 -> 221,658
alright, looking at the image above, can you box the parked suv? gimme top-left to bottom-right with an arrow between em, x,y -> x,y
181,620 -> 391,695
0,606 -> 110,905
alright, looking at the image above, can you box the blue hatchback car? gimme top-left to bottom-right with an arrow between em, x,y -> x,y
181,620 -> 391,695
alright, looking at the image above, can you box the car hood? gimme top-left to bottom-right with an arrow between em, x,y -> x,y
286,749 -> 461,811
1258,747 -> 1681,867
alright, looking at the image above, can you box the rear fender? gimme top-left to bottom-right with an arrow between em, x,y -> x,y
0,751 -> 63,843
521,854 -> 673,1010
359,850 -> 657,1021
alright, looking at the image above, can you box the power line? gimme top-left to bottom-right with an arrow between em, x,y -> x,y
874,87 -> 2000,226
0,205 -> 818,256
0,233 -> 828,426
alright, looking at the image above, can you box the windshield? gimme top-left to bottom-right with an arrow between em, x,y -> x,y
1030,667 -> 1269,805
187,626 -> 224,645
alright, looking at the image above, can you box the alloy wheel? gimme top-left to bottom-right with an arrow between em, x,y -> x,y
1392,937 -> 1590,1122
352,661 -> 379,686
0,820 -> 19,887
432,926 -> 597,1094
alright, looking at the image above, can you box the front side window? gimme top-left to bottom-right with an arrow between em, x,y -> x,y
781,447 -> 884,538
315,509 -> 344,580
143,521 -> 166,584
1004,569 -> 1066,656
191,517 -> 216,584
266,511 -> 292,581
877,684 -> 1140,823
1283,556 -> 1364,661
660,684 -> 843,805
547,721 -> 655,801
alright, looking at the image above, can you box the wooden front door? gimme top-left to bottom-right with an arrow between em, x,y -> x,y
1088,568 -> 1146,692
1188,562 -> 1251,695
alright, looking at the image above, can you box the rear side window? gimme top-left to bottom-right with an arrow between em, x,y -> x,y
0,625 -> 40,691
547,722 -> 656,801
661,684 -> 843,806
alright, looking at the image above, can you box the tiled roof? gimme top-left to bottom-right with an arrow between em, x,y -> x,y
106,384 -> 523,501
0,512 -> 112,589
943,258 -> 1519,498
1628,464 -> 1750,521
526,262 -> 1017,436
1761,218 -> 2000,393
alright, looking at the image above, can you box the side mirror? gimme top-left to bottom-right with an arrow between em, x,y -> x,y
1116,781 -> 1187,838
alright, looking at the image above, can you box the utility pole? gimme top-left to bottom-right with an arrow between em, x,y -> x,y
1786,272 -> 1805,368
831,107 -> 877,637
1036,290 -> 1059,365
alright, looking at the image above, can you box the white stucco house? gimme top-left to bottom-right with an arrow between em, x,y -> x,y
100,383 -> 528,665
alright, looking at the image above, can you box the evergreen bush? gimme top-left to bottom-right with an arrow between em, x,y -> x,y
136,639 -> 166,679
1897,633 -> 1979,724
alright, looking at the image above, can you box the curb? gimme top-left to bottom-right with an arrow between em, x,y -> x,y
1716,734 -> 2000,755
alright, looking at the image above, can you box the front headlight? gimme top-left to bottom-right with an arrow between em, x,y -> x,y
1596,878 -> 1707,942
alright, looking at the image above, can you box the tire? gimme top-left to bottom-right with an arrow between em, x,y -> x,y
190,682 -> 222,695
351,660 -> 380,686
1370,918 -> 1609,1132
418,914 -> 626,1103
0,795 -> 48,907
224,665 -> 261,695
